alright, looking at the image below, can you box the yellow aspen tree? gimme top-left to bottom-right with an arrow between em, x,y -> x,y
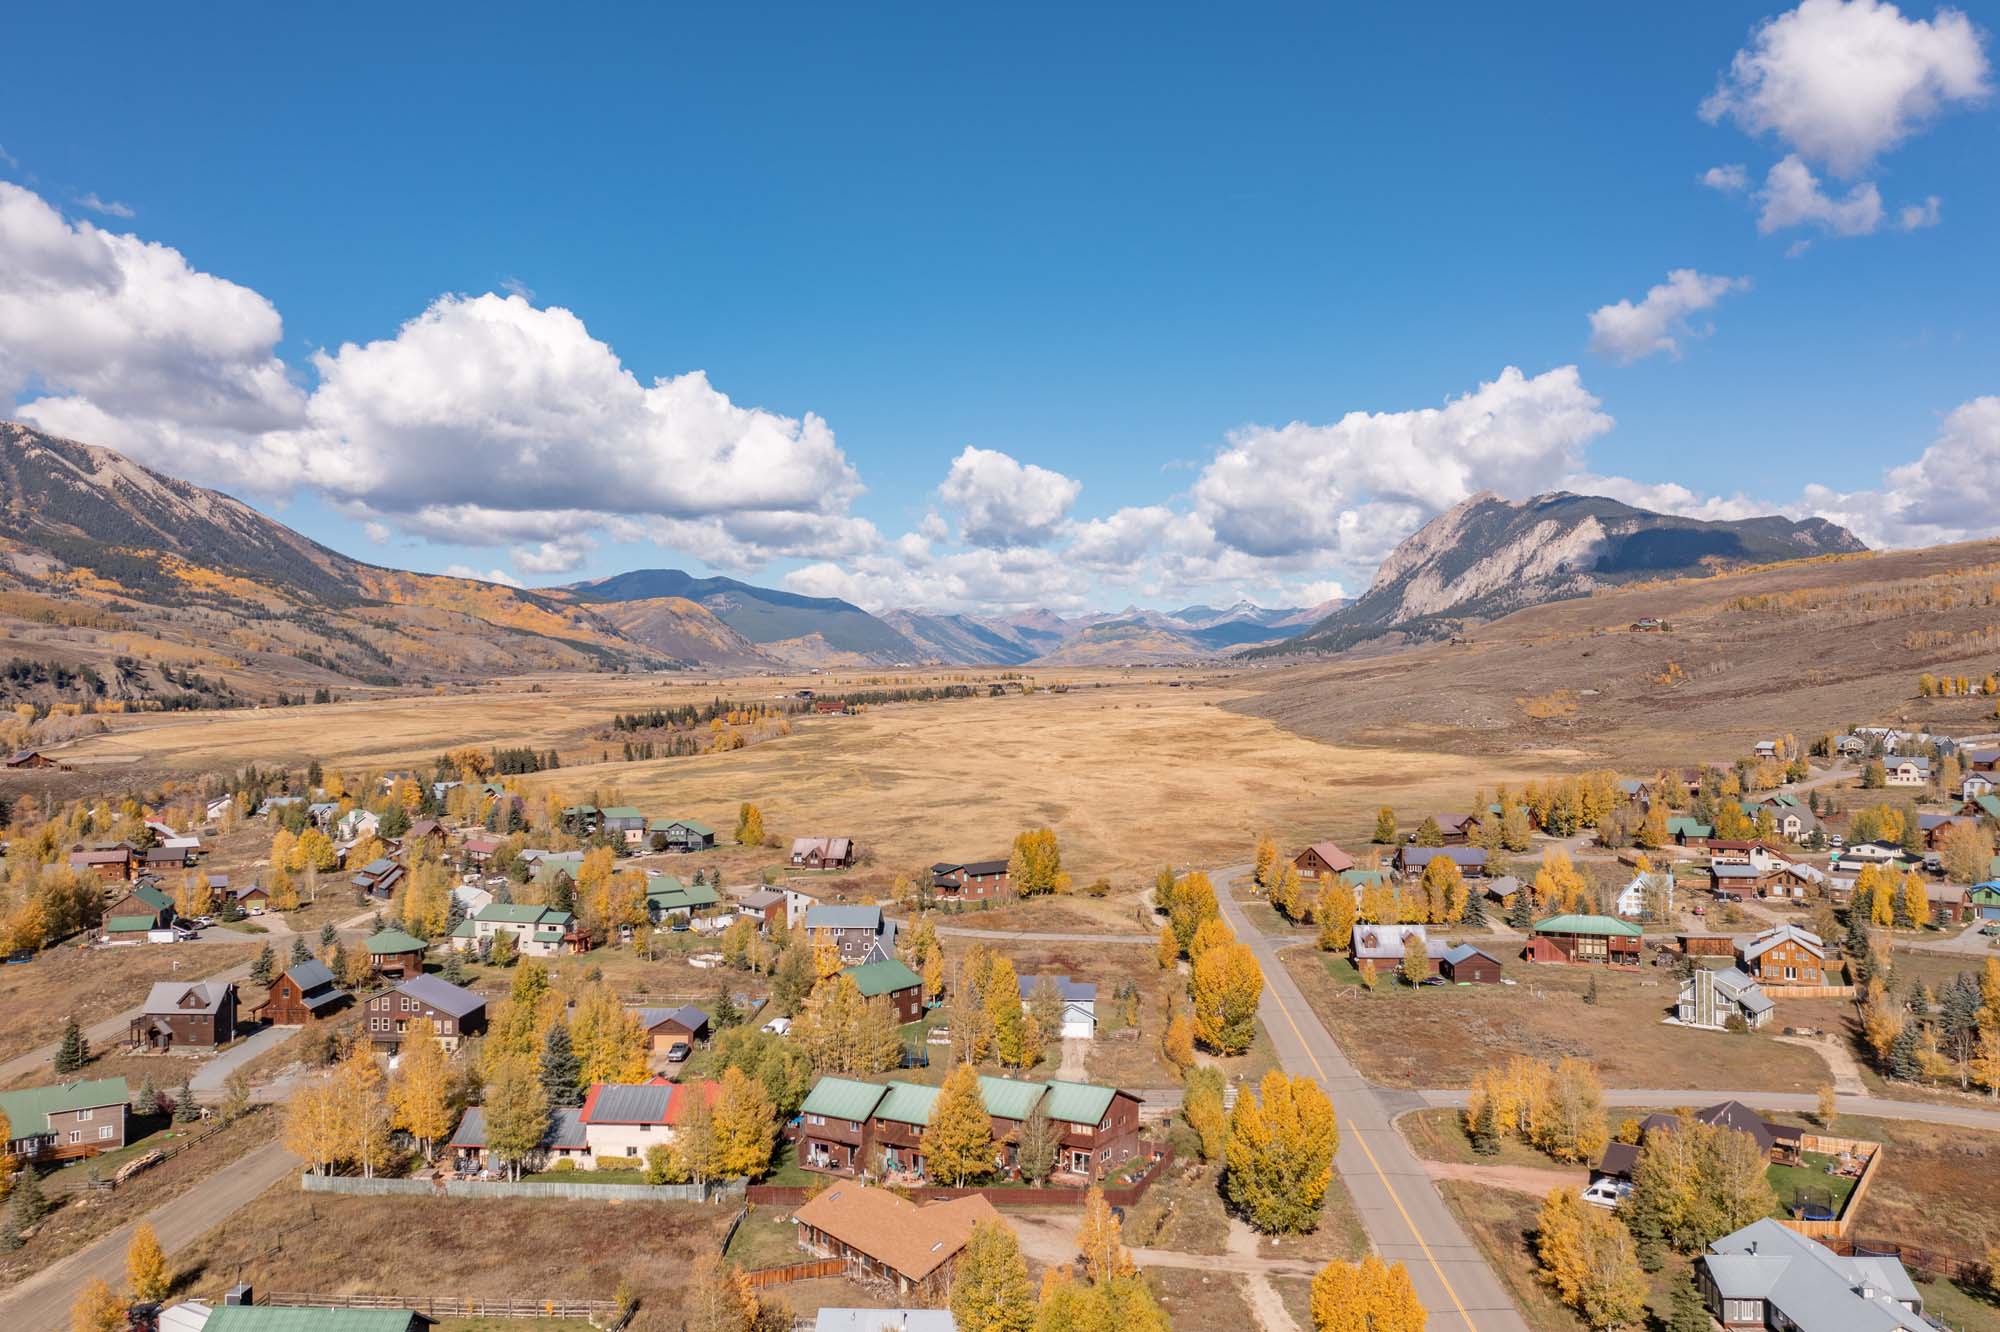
388,1019 -> 453,1161
950,1217 -> 1036,1332
1189,916 -> 1235,964
1358,878 -> 1397,925
71,1279 -> 125,1332
926,1062 -> 994,1186
1316,878 -> 1355,952
1309,1254 -> 1424,1332
268,828 -> 297,877
334,1040 -> 391,1178
1155,923 -> 1179,969
126,1222 -> 170,1302
1252,834 -> 1278,892
924,946 -> 947,1002
1192,941 -> 1263,1055
1224,1071 -> 1337,1233
1075,1187 -> 1136,1281
1160,1010 -> 1195,1074
570,983 -> 649,1086
1904,870 -> 1932,930
714,1067 -> 778,1178
284,1074 -> 342,1176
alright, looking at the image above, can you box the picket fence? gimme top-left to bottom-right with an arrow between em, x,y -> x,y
300,1171 -> 744,1204
745,1144 -> 1174,1209
259,1290 -> 622,1321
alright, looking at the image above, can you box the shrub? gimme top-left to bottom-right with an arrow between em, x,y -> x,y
595,1155 -> 642,1172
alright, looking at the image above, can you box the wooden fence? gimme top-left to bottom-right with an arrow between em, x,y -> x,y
45,1109 -> 257,1195
746,1144 -> 1174,1210
1778,1135 -> 1882,1240
741,1259 -> 846,1289
259,1291 -> 622,1320
1826,1237 -> 1988,1286
301,1171 -> 743,1204
1761,984 -> 1858,999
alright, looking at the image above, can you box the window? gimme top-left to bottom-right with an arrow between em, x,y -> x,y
98,1125 -> 114,1140
78,1109 -> 93,1122
68,1130 -> 81,1144
807,1114 -> 826,1127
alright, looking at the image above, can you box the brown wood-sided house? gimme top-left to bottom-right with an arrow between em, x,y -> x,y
363,975 -> 487,1052
735,888 -> 786,933
131,981 -> 238,1049
5,749 -> 60,769
255,959 -> 351,1025
1676,933 -> 1737,959
1439,943 -> 1503,984
1526,915 -> 1643,965
1735,924 -> 1825,985
793,1186 -> 1003,1301
929,859 -> 1012,901
1293,842 -> 1357,879
68,843 -> 135,883
791,836 -> 857,869
634,1004 -> 711,1055
364,928 -> 429,980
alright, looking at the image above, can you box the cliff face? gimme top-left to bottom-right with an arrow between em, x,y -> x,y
1260,491 -> 1866,656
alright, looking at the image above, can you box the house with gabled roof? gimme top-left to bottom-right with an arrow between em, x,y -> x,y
449,902 -> 586,957
1885,755 -> 1933,787
1350,923 -> 1447,977
794,1185 -> 1002,1300
1292,842 -> 1356,879
131,981 -> 238,1049
447,1103 -> 588,1173
364,927 -> 428,980
796,1074 -> 1143,1184
634,1004 -> 711,1055
1526,914 -> 1642,965
576,1079 -> 722,1161
645,875 -> 724,927
792,836 -> 857,870
1018,974 -> 1096,1038
0,1077 -> 127,1162
1698,1218 -> 1927,1331
598,806 -> 649,850
1677,966 -> 1773,1030
103,880 -> 176,940
648,817 -> 716,853
929,859 -> 1011,901
1737,924 -> 1825,985
1393,845 -> 1487,879
846,958 -> 925,1023
256,960 -> 350,1025
363,974 -> 486,1052
352,858 -> 405,900
69,842 -> 135,883
806,903 -> 896,965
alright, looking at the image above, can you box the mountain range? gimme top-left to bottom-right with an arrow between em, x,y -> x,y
0,422 -> 1867,698
1254,490 -> 1867,657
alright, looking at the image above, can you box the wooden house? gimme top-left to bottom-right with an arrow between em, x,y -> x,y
1527,914 -> 1642,965
648,818 -> 716,853
4,749 -> 59,769
1293,843 -> 1357,879
255,960 -> 350,1025
929,859 -> 1012,901
791,836 -> 856,870
131,981 -> 238,1049
735,888 -> 786,933
634,1004 -> 711,1055
364,927 -> 428,980
364,975 -> 487,1052
1393,845 -> 1487,880
805,904 -> 894,965
1736,924 -> 1825,985
68,843 -> 135,883
793,1186 -> 1003,1301
1439,944 -> 1503,984
845,959 -> 925,1023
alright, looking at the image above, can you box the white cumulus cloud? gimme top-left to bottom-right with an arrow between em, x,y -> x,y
1588,269 -> 1751,364
443,564 -> 525,588
1756,155 -> 1886,234
1701,164 -> 1751,192
1702,0 -> 1990,177
936,445 -> 1081,548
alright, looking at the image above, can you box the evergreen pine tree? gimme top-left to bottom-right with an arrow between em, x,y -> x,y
290,936 -> 311,965
1460,885 -> 1487,926
1664,1277 -> 1710,1332
136,1077 -> 158,1117
174,1078 -> 200,1123
4,1166 -> 45,1245
1584,975 -> 1599,1006
1469,1097 -> 1500,1156
320,922 -> 338,949
250,942 -> 276,985
53,1019 -> 87,1075
441,948 -> 466,984
539,1023 -> 583,1108
1887,1024 -> 1922,1081
1506,893 -> 1533,930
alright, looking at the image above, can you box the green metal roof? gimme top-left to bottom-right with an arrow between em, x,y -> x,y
801,1076 -> 888,1121
105,915 -> 157,932
0,1077 -> 128,1135
1976,795 -> 2000,820
1041,1080 -> 1118,1126
449,919 -> 477,937
599,806 -> 645,820
977,1075 -> 1047,1122
1667,817 -> 1713,837
873,1081 -> 941,1126
365,928 -> 427,954
204,1308 -> 430,1332
655,817 -> 715,836
1532,913 -> 1643,937
1339,869 -> 1386,888
648,883 -> 720,912
532,925 -> 566,941
132,884 -> 173,911
646,873 -> 687,894
843,958 -> 921,997
478,903 -> 556,924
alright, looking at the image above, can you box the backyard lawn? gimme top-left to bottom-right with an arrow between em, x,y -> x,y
1765,1151 -> 1859,1221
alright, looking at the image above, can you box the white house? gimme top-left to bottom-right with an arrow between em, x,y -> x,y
335,808 -> 381,842
1963,774 -> 1996,800
1614,871 -> 1671,920
448,903 -> 581,957
1018,975 -> 1097,1040
1676,966 -> 1774,1030
1885,756 -> 1933,787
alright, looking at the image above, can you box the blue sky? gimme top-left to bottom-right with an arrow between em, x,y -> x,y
1,0 -> 1996,612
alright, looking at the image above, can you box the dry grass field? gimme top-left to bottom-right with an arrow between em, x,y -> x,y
1234,537 -> 2000,766
0,942 -> 259,1065
1281,945 -> 1830,1092
171,1183 -> 737,1331
40,672 -> 1561,893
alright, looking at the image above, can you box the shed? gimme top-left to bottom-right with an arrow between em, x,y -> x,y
1439,943 -> 1503,984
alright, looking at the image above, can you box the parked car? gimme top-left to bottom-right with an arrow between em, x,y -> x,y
1829,835 -> 1845,848
1580,1178 -> 1630,1209
1981,922 -> 2000,938
762,1016 -> 792,1036
666,1041 -> 691,1063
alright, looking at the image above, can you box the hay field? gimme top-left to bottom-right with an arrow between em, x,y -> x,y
48,673 -> 1559,888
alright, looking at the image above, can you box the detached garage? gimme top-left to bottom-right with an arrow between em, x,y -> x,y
1439,944 -> 1503,984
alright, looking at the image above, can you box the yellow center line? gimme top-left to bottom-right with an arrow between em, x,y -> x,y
1263,949 -> 1479,1331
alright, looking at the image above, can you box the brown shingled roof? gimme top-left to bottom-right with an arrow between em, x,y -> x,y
793,1185 -> 1001,1281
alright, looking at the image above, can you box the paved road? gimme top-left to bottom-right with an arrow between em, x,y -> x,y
0,1137 -> 299,1332
0,958 -> 264,1087
1417,1086 -> 2000,1131
1218,871 -> 1530,1332
190,1024 -> 298,1094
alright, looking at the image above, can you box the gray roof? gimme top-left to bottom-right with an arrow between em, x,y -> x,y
285,960 -> 337,993
1740,924 -> 1824,963
815,1313 -> 958,1332
1704,1219 -> 1927,1332
1706,967 -> 1775,1015
635,1005 -> 709,1034
585,1083 -> 673,1123
1442,943 -> 1499,967
394,974 -> 485,1019
806,904 -> 883,930
737,889 -> 785,909
1017,975 -> 1096,1002
448,1105 -> 587,1151
141,981 -> 231,1015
